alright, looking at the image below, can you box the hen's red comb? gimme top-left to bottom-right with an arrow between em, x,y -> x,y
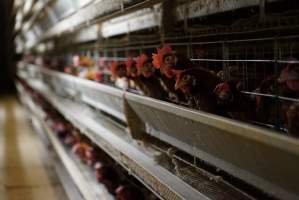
214,82 -> 230,93
126,57 -> 134,75
136,54 -> 148,68
152,44 -> 173,69
136,54 -> 150,75
111,61 -> 118,76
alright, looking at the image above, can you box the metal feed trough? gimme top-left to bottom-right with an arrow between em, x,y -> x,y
41,68 -> 79,98
27,64 -> 43,80
24,66 -> 126,123
125,92 -> 299,200
73,78 -> 126,123
19,64 -> 42,81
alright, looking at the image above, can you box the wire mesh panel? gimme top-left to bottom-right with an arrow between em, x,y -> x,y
125,92 -> 299,200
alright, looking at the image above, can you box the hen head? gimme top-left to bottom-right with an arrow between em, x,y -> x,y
115,185 -> 143,200
286,103 -> 299,136
63,134 -> 76,146
163,53 -> 177,68
111,61 -> 127,78
64,66 -> 76,75
85,145 -> 97,166
72,142 -> 89,161
152,44 -> 177,78
175,70 -> 196,94
115,185 -> 131,200
214,82 -> 233,102
278,59 -> 299,92
126,57 -> 138,77
94,162 -> 106,181
136,54 -> 155,78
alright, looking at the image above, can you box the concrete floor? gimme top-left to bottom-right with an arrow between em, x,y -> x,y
0,96 -> 68,200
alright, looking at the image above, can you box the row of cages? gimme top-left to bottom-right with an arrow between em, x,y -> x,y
18,0 -> 143,38
16,1 -> 299,200
18,48 -> 299,200
18,0 -> 299,51
18,73 -> 266,200
17,80 -> 159,200
23,35 -> 299,136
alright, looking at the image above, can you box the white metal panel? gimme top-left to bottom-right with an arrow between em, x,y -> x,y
23,0 -> 34,15
24,30 -> 37,49
32,24 -> 43,38
72,24 -> 99,43
15,36 -> 25,53
101,5 -> 162,38
52,0 -> 76,20
177,0 -> 280,20
73,0 -> 94,9
43,0 -> 136,39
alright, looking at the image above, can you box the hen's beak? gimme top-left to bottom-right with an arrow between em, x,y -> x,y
175,81 -> 180,90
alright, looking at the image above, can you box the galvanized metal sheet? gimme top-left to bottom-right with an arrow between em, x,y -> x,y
177,0 -> 280,20
101,4 -> 162,38
72,24 -> 99,43
44,0 -> 132,39
40,68 -> 77,97
125,92 -> 299,200
26,64 -> 43,80
74,78 -> 126,122
22,65 -> 126,122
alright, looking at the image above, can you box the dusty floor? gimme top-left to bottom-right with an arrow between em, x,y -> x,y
0,96 -> 68,200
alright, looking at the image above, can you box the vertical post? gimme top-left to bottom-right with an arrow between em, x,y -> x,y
120,0 -> 124,11
222,42 -> 229,80
183,1 -> 189,34
245,48 -> 248,90
113,48 -> 117,59
185,1 -> 191,60
161,0 -> 177,44
187,42 -> 191,61
94,49 -> 99,70
103,48 -> 107,58
274,36 -> 280,130
259,0 -> 266,22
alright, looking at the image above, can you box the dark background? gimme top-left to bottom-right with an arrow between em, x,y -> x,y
0,1 -> 15,94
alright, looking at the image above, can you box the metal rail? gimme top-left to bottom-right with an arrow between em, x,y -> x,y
241,91 -> 299,103
166,33 -> 299,45
54,33 -> 299,53
190,58 -> 299,64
